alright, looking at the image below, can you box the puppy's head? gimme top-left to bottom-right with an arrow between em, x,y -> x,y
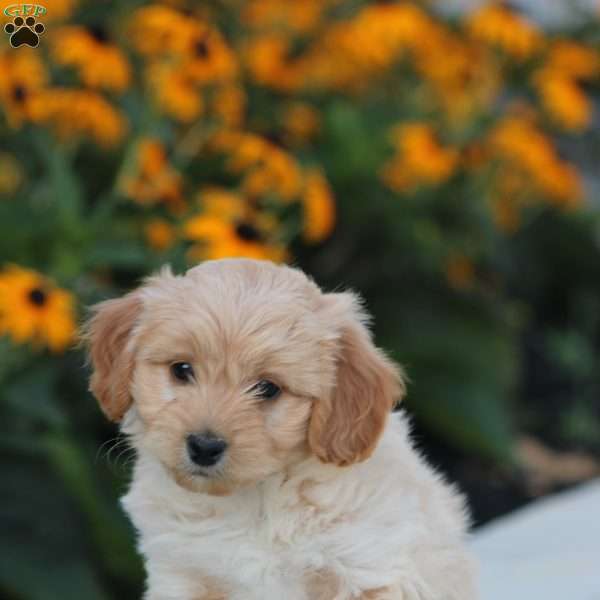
85,259 -> 404,494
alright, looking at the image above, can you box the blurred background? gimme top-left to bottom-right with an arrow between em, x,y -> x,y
1,0 -> 600,598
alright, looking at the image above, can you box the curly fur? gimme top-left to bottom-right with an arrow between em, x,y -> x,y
85,258 -> 477,600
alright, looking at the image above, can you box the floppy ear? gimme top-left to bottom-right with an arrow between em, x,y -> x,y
84,292 -> 142,422
308,293 -> 405,466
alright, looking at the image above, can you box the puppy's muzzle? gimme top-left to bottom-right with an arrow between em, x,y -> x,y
186,432 -> 227,467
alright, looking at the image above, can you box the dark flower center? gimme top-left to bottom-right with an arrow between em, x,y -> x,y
195,38 -> 210,58
577,79 -> 593,94
87,24 -> 109,43
263,131 -> 285,148
28,287 -> 47,307
235,222 -> 262,242
12,85 -> 27,103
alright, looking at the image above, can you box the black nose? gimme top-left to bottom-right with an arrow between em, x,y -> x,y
186,433 -> 227,467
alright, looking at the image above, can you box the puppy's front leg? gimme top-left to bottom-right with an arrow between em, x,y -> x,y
145,586 -> 226,600
144,568 -> 226,600
357,587 -> 404,600
145,593 -> 225,600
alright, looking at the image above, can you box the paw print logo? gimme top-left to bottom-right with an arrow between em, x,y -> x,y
4,16 -> 45,48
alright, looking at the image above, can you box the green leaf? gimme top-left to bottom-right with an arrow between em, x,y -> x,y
0,453 -> 111,600
3,362 -> 66,428
43,432 -> 142,581
34,133 -> 84,232
382,296 -> 517,463
84,240 -> 149,270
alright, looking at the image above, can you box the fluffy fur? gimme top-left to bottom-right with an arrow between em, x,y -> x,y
85,259 -> 477,600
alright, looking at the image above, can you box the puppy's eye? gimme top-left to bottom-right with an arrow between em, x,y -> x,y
249,379 -> 281,400
171,362 -> 194,382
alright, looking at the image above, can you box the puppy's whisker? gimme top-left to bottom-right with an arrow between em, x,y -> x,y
107,440 -> 132,469
121,450 -> 138,472
96,436 -> 128,465
95,437 -> 119,463
114,444 -> 135,467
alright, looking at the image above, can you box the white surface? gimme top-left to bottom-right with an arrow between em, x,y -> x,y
472,480 -> 600,600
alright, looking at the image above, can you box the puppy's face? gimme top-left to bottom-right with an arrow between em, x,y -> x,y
86,259 -> 403,494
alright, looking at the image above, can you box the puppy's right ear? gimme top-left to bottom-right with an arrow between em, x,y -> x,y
308,292 -> 405,466
84,292 -> 141,422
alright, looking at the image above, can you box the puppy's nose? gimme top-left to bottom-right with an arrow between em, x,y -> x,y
186,432 -> 227,467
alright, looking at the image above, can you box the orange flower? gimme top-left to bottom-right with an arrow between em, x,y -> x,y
466,3 -> 543,60
244,35 -> 303,92
534,71 -> 591,131
413,27 -> 499,122
129,5 -> 200,56
211,85 -> 246,129
147,64 -> 204,123
184,187 -> 286,262
302,169 -> 335,244
283,103 -> 320,145
212,131 -> 303,202
145,219 -> 176,252
42,0 -> 77,21
533,41 -> 599,130
381,123 -> 459,193
30,88 -> 127,146
545,41 -> 600,79
301,3 -> 434,91
179,26 -> 238,86
0,50 -> 47,127
198,187 -> 248,220
50,26 -> 131,92
0,265 -> 76,352
122,138 -> 185,211
489,115 -> 582,206
134,7 -> 237,123
131,5 -> 238,106
243,0 -> 325,34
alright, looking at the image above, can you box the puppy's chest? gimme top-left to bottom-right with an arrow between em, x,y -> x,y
202,500 -> 334,583
145,490 -> 348,599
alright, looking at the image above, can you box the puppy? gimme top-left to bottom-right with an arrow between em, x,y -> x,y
85,258 -> 477,600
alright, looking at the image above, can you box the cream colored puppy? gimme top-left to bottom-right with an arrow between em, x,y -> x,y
85,258 -> 477,600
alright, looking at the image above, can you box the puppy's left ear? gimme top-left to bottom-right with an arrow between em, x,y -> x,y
309,293 -> 405,466
83,292 -> 142,422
